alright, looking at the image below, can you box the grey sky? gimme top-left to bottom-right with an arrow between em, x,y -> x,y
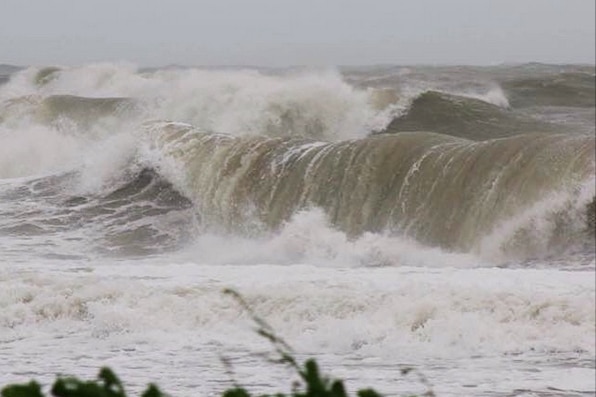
1,0 -> 594,67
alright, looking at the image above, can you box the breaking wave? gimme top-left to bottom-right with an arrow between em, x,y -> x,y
141,121 -> 595,261
0,63 -> 594,264
0,64 -> 394,141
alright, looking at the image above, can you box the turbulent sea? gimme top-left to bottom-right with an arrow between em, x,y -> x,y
0,62 -> 594,396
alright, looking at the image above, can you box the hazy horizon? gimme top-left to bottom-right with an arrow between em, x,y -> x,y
1,0 -> 594,68
2,60 -> 596,70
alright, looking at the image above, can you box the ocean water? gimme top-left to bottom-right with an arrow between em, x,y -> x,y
0,63 -> 594,396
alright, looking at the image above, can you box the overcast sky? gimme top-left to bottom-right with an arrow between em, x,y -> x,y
1,0 -> 594,67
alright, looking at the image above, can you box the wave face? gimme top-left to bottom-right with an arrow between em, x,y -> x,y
146,121 -> 595,260
0,63 -> 594,264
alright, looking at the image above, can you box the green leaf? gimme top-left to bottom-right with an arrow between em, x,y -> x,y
330,380 -> 348,397
140,384 -> 163,397
302,359 -> 327,395
357,389 -> 383,397
222,387 -> 252,397
98,368 -> 125,395
1,382 -> 44,397
51,378 -> 105,397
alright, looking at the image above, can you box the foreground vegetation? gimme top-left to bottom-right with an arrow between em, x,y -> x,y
1,290 -> 432,397
1,360 -> 389,397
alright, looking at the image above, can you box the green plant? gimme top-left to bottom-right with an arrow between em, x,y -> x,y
2,368 -> 162,397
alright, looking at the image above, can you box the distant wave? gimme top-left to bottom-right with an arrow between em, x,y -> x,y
502,72 -> 596,108
381,90 -> 559,140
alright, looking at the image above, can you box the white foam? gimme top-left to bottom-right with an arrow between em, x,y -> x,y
457,86 -> 510,108
176,208 -> 479,268
478,178 -> 596,262
0,259 -> 593,395
0,123 -> 85,178
1,64 -> 394,143
73,130 -> 142,195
